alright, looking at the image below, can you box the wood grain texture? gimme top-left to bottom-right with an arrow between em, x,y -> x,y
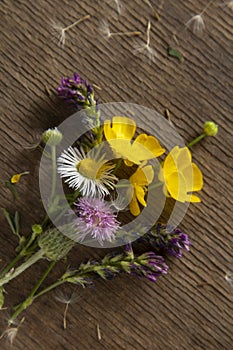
0,0 -> 232,349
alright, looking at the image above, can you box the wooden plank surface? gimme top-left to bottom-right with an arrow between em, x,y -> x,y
0,0 -> 232,349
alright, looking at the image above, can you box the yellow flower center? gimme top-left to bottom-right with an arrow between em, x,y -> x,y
77,158 -> 101,179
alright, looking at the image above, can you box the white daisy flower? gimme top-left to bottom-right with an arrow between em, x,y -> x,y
57,146 -> 117,197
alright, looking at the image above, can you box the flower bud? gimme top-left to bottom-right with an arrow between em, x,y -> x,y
41,128 -> 63,146
203,121 -> 218,136
38,228 -> 75,261
32,224 -> 43,234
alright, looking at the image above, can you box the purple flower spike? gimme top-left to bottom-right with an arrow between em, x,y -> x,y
146,223 -> 191,258
57,72 -> 96,110
130,252 -> 168,282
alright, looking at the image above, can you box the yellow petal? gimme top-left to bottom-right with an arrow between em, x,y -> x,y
104,116 -> 136,140
133,134 -> 165,159
191,163 -> 203,191
130,166 -> 154,186
182,163 -> 203,192
163,146 -> 192,178
135,186 -> 147,207
187,194 -> 201,202
141,165 -> 154,184
129,192 -> 141,216
176,147 -> 192,171
11,172 -> 29,184
166,172 -> 187,202
124,159 -> 134,167
163,148 -> 178,178
103,120 -> 116,140
11,174 -> 22,183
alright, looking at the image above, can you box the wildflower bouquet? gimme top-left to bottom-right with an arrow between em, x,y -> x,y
0,72 -> 218,342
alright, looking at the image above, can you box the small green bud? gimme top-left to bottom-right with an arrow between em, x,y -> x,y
120,261 -> 131,273
32,224 -> 43,234
203,121 -> 218,136
41,128 -> 63,146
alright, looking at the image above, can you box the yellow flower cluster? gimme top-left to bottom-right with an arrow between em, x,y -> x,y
104,116 -> 203,216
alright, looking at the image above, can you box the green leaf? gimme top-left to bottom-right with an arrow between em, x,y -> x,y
168,46 -> 184,62
2,208 -> 16,235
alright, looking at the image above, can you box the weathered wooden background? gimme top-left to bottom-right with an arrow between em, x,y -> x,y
0,0 -> 232,349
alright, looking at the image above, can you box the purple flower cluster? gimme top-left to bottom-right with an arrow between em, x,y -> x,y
74,197 -> 120,245
130,252 -> 168,282
146,223 -> 191,258
67,250 -> 168,286
57,72 -> 95,109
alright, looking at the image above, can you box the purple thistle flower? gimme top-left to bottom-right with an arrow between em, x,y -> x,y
73,197 -> 120,245
146,223 -> 191,258
57,72 -> 96,110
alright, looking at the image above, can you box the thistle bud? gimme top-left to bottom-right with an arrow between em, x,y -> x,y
203,121 -> 218,136
38,228 -> 75,261
41,128 -> 63,146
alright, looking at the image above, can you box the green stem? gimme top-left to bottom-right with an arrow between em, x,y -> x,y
186,133 -> 206,148
33,279 -> 65,300
113,159 -> 122,175
0,230 -> 41,278
9,261 -> 56,324
0,250 -> 44,287
50,145 -> 57,202
0,253 -> 23,278
148,182 -> 163,190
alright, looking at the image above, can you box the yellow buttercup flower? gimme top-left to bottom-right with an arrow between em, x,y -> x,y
104,116 -> 165,165
160,146 -> 203,202
129,165 -> 154,216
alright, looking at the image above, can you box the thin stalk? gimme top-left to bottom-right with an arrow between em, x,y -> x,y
186,133 -> 206,148
110,31 -> 141,37
112,159 -> 122,175
148,182 -> 163,190
0,254 -> 23,278
63,303 -> 69,329
50,145 -> 57,202
200,0 -> 216,15
9,261 -> 56,324
33,279 -> 64,299
0,250 -> 44,287
0,231 -> 41,278
63,15 -> 90,32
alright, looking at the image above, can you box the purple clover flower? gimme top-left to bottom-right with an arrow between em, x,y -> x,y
146,223 -> 191,258
73,197 -> 120,245
130,252 -> 168,282
57,72 -> 95,110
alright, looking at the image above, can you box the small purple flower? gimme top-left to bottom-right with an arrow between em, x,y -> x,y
146,223 -> 191,258
57,72 -> 95,110
73,197 -> 120,245
130,252 -> 168,282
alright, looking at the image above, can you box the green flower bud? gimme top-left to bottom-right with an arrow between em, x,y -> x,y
41,128 -> 63,146
32,224 -> 43,234
38,228 -> 75,261
203,121 -> 218,136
